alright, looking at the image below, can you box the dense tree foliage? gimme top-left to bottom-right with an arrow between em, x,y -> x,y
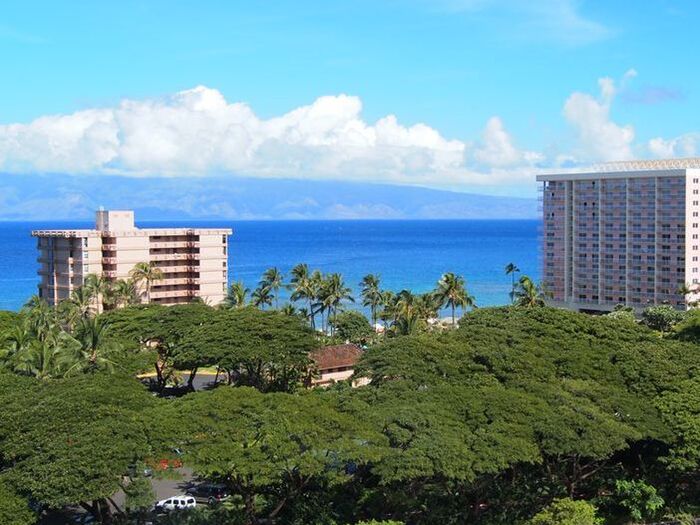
152,387 -> 385,524
330,310 -> 373,345
350,307 -> 700,523
1,303 -> 699,524
178,307 -> 316,392
0,372 -> 157,522
0,480 -> 36,525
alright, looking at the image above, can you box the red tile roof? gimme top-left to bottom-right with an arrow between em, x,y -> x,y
310,344 -> 363,371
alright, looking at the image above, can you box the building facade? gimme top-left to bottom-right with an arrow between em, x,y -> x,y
537,159 -> 700,312
33,210 -> 232,308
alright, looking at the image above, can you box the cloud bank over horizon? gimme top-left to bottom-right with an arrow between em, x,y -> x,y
0,73 -> 696,193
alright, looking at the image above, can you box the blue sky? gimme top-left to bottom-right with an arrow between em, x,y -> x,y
0,0 -> 698,197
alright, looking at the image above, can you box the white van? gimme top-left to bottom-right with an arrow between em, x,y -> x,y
154,495 -> 197,512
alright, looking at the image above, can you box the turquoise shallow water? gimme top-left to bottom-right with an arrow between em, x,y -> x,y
0,219 -> 541,312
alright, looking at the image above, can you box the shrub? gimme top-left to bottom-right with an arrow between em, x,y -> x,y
641,305 -> 686,333
527,498 -> 602,525
615,479 -> 665,522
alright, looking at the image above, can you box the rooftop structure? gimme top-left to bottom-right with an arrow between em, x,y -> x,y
537,158 -> 700,312
308,343 -> 367,388
32,210 -> 232,309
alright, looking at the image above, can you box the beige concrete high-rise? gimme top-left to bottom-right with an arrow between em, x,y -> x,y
537,158 -> 700,313
33,210 -> 232,308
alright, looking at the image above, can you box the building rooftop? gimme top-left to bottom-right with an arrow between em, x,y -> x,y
536,157 -> 700,182
310,344 -> 363,371
31,209 -> 232,237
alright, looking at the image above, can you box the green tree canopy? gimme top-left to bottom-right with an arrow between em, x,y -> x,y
0,481 -> 36,525
0,372 -> 157,521
151,386 -> 386,525
178,307 -> 317,392
330,310 -> 373,345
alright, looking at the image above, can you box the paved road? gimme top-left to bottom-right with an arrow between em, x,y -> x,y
111,467 -> 196,510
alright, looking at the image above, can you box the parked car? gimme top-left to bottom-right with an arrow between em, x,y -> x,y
154,495 -> 196,513
186,483 -> 231,505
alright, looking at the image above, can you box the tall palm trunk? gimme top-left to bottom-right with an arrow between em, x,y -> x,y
308,298 -> 315,329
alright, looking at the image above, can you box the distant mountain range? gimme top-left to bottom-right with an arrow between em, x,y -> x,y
0,174 -> 538,221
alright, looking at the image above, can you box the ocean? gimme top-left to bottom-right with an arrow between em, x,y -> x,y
0,220 -> 541,313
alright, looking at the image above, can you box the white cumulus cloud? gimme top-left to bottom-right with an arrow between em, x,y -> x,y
0,86 -> 542,189
563,76 -> 635,162
648,133 -> 699,158
473,116 -> 542,167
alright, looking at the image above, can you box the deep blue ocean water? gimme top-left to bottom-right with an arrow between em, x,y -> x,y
0,220 -> 540,313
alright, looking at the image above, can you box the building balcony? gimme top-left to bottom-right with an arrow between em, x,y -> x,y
155,265 -> 198,273
158,277 -> 201,285
149,241 -> 200,249
150,253 -> 198,261
150,289 -> 197,299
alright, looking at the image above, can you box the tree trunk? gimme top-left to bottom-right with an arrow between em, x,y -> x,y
244,492 -> 257,525
155,361 -> 165,391
309,298 -> 315,329
187,367 -> 198,391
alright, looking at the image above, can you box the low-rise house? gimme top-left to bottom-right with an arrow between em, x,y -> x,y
308,343 -> 367,388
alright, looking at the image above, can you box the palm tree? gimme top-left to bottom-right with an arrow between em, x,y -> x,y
251,285 -> 273,309
378,290 -> 397,326
514,275 -> 548,308
505,263 -> 520,304
281,303 -> 297,316
416,291 -> 441,321
309,270 -> 325,330
260,267 -> 284,309
320,273 -> 354,335
59,286 -> 95,329
111,279 -> 139,308
22,295 -> 59,343
391,290 -> 421,335
12,341 -> 66,380
83,274 -> 112,312
129,262 -> 164,303
11,330 -> 81,380
67,317 -> 117,374
360,274 -> 383,328
434,272 -> 475,327
290,264 -> 317,328
224,281 -> 250,308
0,324 -> 32,369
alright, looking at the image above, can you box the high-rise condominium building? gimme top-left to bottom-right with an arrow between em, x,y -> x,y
537,158 -> 700,313
33,210 -> 232,308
